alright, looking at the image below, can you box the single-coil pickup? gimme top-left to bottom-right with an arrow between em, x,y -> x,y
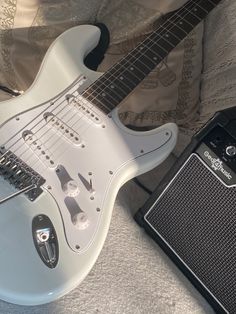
44,113 -> 81,146
22,130 -> 55,169
70,96 -> 102,125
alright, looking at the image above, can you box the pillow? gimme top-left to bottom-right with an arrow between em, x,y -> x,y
0,0 -> 102,100
197,0 -> 236,128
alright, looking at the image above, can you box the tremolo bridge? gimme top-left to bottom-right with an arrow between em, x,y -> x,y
0,148 -> 45,202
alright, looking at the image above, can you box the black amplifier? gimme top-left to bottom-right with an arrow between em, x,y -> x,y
135,107 -> 236,314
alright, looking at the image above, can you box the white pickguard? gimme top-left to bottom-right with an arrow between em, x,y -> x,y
0,25 -> 178,305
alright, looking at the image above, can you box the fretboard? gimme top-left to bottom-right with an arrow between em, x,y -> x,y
82,0 -> 221,114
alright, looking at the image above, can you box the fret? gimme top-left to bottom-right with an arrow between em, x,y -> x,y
90,71 -> 133,99
81,0 -> 221,114
192,5 -> 210,20
83,88 -> 114,111
173,13 -> 195,34
96,65 -> 138,92
85,69 -> 138,111
181,9 -> 201,26
132,58 -> 152,76
120,59 -> 147,80
197,0 -> 215,13
89,98 -> 111,114
134,48 -> 157,70
147,32 -> 174,56
112,60 -> 142,83
84,84 -> 118,105
89,82 -> 124,104
83,93 -> 112,114
159,28 -> 181,47
142,47 -> 163,65
116,68 -> 142,87
108,75 -> 134,95
207,0 -> 222,5
184,1 -> 214,24
167,15 -> 189,37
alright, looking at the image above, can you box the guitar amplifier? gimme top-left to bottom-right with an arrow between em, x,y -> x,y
135,107 -> 236,314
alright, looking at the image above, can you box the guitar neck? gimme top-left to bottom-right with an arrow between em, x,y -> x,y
82,0 -> 221,114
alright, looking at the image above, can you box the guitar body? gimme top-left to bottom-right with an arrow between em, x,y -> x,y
0,25 -> 177,305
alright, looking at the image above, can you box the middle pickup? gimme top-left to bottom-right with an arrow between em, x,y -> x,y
43,113 -> 81,146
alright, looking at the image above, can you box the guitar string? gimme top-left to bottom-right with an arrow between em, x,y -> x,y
2,0 -> 212,151
0,0 -> 213,166
0,0 -> 213,174
30,0 -> 217,177
27,0 -> 212,159
6,0 -> 204,169
0,0 -> 199,157
78,0 -> 216,112
0,0 -> 216,174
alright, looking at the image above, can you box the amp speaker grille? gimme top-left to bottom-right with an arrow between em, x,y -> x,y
145,154 -> 236,313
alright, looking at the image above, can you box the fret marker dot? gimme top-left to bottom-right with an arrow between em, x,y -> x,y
102,92 -> 106,97
194,7 -> 197,11
179,21 -> 183,25
165,34 -> 169,37
139,46 -> 144,50
110,85 -> 114,89
130,67 -> 134,71
153,56 -> 157,60
120,76 -> 124,80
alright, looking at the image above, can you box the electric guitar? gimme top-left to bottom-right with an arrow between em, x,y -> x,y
0,0 -> 221,305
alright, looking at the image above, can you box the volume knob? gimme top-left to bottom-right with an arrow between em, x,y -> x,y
63,180 -> 79,197
72,212 -> 90,230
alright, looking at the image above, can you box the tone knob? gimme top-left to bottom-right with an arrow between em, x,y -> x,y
226,145 -> 236,157
63,180 -> 79,197
72,212 -> 90,230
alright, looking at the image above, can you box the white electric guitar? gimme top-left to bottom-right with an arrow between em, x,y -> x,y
0,0 -> 220,305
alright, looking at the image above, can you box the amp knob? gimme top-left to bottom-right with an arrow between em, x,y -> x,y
225,145 -> 236,157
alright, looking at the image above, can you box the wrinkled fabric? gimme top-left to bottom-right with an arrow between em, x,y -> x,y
0,1 -> 235,314
0,0 -> 101,93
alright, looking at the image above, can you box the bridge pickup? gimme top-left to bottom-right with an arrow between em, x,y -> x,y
43,113 -> 81,146
0,149 -> 45,201
22,130 -> 56,169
